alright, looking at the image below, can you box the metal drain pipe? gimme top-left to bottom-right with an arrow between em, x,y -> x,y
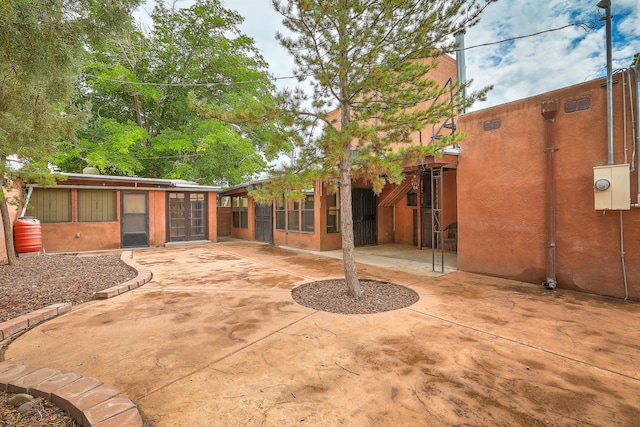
598,0 -> 614,164
455,31 -> 467,114
542,100 -> 559,289
633,64 -> 640,203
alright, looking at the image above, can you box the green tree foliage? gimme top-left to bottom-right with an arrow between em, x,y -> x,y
54,0 -> 285,186
0,0 -> 140,264
260,0 -> 494,297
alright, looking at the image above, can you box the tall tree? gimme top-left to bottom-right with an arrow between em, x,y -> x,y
263,0 -> 493,297
55,0 -> 285,186
0,0 -> 140,265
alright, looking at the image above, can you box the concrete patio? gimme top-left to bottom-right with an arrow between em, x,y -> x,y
3,241 -> 640,426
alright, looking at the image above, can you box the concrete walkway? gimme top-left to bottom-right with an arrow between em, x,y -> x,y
4,241 -> 640,426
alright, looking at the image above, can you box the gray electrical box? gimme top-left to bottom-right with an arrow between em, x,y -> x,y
593,164 -> 630,210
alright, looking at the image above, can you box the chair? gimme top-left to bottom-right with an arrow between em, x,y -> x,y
443,222 -> 457,252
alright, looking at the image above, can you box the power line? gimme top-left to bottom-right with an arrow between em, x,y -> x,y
82,21 -> 600,88
82,73 -> 299,87
456,21 -> 598,51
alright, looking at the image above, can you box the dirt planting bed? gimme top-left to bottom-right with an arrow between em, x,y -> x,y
0,254 -> 137,323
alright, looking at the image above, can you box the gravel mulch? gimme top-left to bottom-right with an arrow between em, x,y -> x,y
0,391 -> 75,426
292,279 -> 419,314
0,254 -> 137,323
0,254 -> 139,427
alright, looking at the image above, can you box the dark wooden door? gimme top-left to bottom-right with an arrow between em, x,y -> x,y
352,189 -> 377,246
254,202 -> 273,243
168,192 -> 208,242
121,192 -> 149,248
421,209 -> 433,248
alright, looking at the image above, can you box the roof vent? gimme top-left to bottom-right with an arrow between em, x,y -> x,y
82,167 -> 100,175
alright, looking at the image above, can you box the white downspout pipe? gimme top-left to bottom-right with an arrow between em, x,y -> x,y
455,31 -> 467,114
20,185 -> 34,217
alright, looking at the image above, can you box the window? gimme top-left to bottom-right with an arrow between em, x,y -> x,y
217,196 -> 231,207
326,192 -> 340,233
275,195 -> 286,230
27,188 -> 71,223
301,194 -> 314,233
287,200 -> 300,231
78,190 -> 116,222
406,191 -> 417,206
190,193 -> 206,236
232,195 -> 248,228
169,193 -> 186,238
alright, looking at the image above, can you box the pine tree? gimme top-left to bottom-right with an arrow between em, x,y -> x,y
263,0 -> 493,297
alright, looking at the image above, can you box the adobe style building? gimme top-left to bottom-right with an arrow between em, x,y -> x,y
220,55 -> 461,255
457,67 -> 640,300
0,171 -> 221,260
5,55 -> 637,303
221,57 -> 640,301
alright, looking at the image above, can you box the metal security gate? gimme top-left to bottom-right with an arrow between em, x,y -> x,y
255,202 -> 273,243
352,189 -> 377,246
168,192 -> 208,242
121,192 -> 149,248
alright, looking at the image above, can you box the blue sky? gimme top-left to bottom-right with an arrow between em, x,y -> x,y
137,0 -> 640,111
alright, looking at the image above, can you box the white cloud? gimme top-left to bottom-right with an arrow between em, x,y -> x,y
134,1 -> 638,111
463,0 -> 639,111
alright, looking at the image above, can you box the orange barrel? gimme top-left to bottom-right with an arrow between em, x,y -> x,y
14,216 -> 42,253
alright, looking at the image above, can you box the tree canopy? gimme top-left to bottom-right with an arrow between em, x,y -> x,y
0,0 -> 141,264
53,0 -> 286,186
257,0 -> 493,296
0,0 -> 141,181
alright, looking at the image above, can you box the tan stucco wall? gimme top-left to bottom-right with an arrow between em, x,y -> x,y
457,72 -> 640,299
326,55 -> 458,151
148,191 -> 166,246
217,207 -> 232,237
41,222 -> 121,252
377,205 -> 395,244
230,195 -> 254,241
207,194 -> 218,242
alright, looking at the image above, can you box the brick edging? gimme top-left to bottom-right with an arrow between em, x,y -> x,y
0,361 -> 143,426
0,251 -> 152,342
94,252 -> 153,299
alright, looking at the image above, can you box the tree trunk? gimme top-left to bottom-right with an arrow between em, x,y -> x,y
339,99 -> 361,298
132,92 -> 143,128
0,189 -> 18,266
339,153 -> 361,298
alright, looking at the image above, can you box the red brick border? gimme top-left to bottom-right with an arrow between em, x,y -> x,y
0,251 -> 151,426
95,252 -> 153,299
0,361 -> 143,426
0,251 -> 152,341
